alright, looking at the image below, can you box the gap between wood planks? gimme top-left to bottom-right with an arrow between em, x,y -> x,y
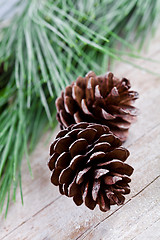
1,117 -> 160,240
0,195 -> 62,240
77,176 -> 160,240
79,177 -> 160,240
76,124 -> 160,239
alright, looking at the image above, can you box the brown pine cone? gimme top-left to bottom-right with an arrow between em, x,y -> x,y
48,122 -> 133,212
56,71 -> 139,142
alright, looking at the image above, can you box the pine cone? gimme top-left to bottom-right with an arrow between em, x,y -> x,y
56,71 -> 139,142
48,122 -> 133,212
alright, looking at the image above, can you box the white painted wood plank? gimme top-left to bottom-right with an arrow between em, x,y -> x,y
1,80 -> 160,239
82,177 -> 160,240
1,122 -> 160,240
78,123 -> 160,239
133,218 -> 160,240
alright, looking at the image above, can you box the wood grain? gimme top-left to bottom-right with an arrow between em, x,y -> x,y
1,27 -> 160,240
82,177 -> 160,240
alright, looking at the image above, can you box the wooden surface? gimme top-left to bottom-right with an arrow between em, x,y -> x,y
1,29 -> 160,240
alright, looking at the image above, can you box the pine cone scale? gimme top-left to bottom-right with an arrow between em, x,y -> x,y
98,192 -> 110,212
83,181 -> 97,210
54,136 -> 73,154
77,128 -> 97,143
51,168 -> 62,186
92,179 -> 101,201
94,169 -> 109,179
73,194 -> 83,206
56,152 -> 71,169
59,167 -> 74,184
64,96 -> 77,114
48,152 -> 59,170
69,155 -> 84,171
68,179 -> 80,197
69,138 -> 88,158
